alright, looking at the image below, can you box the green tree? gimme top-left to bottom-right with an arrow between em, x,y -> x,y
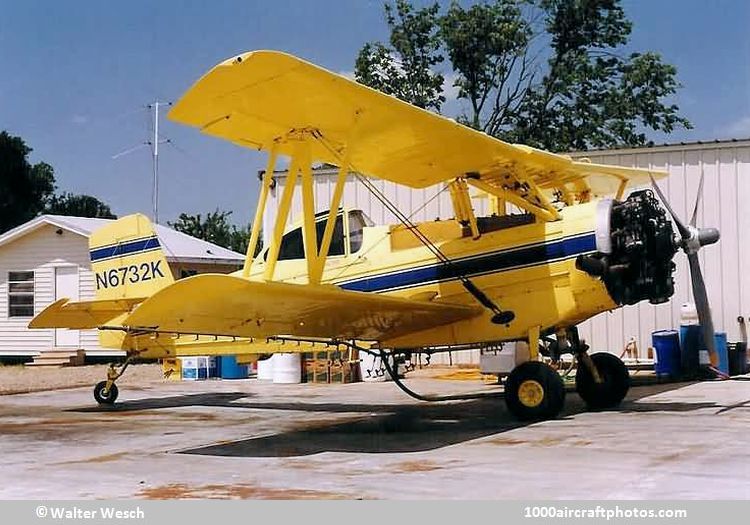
439,0 -> 532,131
169,209 -> 258,255
46,192 -> 117,219
355,0 -> 445,111
0,131 -> 56,233
356,0 -> 691,151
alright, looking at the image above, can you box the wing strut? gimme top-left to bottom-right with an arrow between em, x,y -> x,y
312,131 -> 515,325
243,144 -> 277,276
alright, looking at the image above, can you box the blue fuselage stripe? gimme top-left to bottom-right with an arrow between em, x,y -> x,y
338,233 -> 596,293
90,237 -> 161,262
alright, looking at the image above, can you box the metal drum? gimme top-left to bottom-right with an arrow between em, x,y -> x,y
652,330 -> 681,377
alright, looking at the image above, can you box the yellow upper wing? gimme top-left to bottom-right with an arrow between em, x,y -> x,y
123,274 -> 481,342
168,50 -> 666,209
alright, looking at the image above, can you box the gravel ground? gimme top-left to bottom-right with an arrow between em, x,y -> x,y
0,363 -> 164,395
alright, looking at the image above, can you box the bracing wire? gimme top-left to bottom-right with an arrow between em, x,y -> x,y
326,184 -> 452,281
311,130 -> 514,323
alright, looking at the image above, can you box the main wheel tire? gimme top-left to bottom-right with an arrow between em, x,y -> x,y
505,361 -> 566,421
93,381 -> 119,405
576,352 -> 630,410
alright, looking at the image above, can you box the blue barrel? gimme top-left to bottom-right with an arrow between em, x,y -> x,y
208,356 -> 219,378
219,355 -> 248,379
714,332 -> 729,375
653,330 -> 681,377
679,324 -> 702,373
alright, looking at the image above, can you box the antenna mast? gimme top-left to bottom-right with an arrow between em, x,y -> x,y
148,101 -> 172,224
152,101 -> 160,224
111,101 -> 172,223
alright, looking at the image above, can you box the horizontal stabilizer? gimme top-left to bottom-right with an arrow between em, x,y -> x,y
28,298 -> 143,329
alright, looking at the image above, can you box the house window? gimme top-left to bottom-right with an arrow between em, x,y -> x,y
8,271 -> 34,317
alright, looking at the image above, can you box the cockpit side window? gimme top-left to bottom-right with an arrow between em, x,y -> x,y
277,228 -> 305,260
315,215 -> 345,256
263,210 -> 369,261
348,210 -> 370,254
266,213 -> 345,261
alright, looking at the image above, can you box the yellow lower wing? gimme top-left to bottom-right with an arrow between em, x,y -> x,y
123,274 -> 481,342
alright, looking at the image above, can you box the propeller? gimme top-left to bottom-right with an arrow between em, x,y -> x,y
649,171 -> 721,368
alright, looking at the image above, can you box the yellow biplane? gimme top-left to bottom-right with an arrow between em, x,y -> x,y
30,51 -> 720,420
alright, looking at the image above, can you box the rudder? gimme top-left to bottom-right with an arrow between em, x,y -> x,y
89,213 -> 174,301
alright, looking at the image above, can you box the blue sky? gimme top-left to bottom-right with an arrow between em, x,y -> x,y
2,0 -> 749,224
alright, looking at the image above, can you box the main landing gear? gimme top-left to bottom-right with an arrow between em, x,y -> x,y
93,357 -> 134,405
504,327 -> 630,420
505,361 -> 566,421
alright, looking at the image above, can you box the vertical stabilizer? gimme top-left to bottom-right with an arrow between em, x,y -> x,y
89,213 -> 174,301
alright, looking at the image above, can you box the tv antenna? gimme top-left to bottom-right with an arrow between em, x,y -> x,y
112,101 -> 173,223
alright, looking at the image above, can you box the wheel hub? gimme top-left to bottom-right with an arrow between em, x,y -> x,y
518,379 -> 544,408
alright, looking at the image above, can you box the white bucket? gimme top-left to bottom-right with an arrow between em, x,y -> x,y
680,302 -> 699,325
272,353 -> 302,384
256,355 -> 274,380
359,352 -> 389,382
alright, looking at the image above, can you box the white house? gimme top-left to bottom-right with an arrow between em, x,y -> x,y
0,214 -> 244,359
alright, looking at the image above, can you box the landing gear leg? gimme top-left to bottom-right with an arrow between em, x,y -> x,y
572,329 -> 630,410
93,357 -> 133,405
504,326 -> 566,421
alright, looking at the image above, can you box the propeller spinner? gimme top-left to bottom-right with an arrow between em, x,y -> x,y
649,172 -> 721,368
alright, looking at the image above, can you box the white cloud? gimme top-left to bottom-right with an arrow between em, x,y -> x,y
338,70 -> 356,81
71,114 -> 89,125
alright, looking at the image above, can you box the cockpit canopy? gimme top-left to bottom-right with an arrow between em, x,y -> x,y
261,209 -> 374,261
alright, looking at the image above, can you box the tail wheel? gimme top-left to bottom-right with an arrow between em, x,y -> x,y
505,361 -> 565,421
576,352 -> 630,410
93,381 -> 119,405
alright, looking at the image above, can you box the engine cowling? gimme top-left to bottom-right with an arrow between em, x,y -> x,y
577,189 -> 677,305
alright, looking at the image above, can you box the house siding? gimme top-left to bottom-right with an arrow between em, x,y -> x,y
0,225 -> 104,356
0,223 -> 245,358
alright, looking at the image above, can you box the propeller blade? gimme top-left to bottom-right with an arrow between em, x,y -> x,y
649,175 -> 690,239
687,252 -> 718,367
689,168 -> 705,227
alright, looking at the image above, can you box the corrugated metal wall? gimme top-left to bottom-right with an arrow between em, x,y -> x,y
264,140 -> 750,359
572,140 -> 750,355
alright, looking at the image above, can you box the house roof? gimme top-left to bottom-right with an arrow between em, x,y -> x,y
0,215 -> 245,265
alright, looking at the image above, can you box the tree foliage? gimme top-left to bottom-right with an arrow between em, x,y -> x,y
1,131 -> 118,233
355,0 -> 445,111
47,192 -> 117,219
356,0 -> 691,151
169,209 -> 256,255
0,131 -> 56,233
